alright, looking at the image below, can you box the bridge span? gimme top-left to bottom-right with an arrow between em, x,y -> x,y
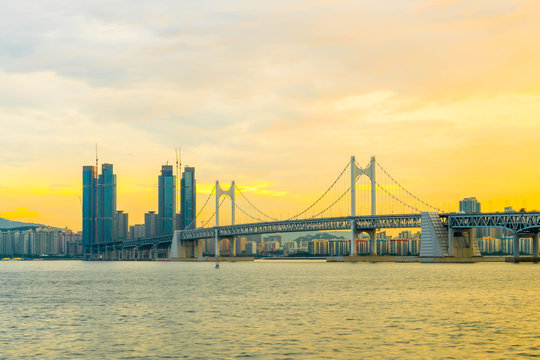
86,212 -> 540,261
83,155 -> 540,261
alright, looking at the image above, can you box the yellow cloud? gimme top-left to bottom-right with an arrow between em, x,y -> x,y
0,207 -> 39,219
237,183 -> 287,197
333,91 -> 395,111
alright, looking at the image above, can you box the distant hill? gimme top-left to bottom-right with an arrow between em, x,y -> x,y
293,232 -> 346,243
0,217 -> 48,230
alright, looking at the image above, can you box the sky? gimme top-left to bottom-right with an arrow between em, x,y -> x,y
1,0 -> 540,231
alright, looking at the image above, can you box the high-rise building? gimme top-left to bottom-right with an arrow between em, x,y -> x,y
459,197 -> 483,237
158,165 -> 176,235
115,210 -> 129,241
236,236 -> 247,255
144,211 -> 158,237
98,164 -> 117,243
82,166 -> 98,248
459,197 -> 481,213
130,224 -> 146,240
181,166 -> 196,230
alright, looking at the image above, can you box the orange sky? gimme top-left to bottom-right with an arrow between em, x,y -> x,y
1,0 -> 540,231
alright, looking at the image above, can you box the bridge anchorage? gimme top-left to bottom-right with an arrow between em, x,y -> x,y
85,155 -> 540,261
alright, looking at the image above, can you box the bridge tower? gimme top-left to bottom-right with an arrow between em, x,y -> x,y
350,156 -> 376,255
214,181 -> 236,257
350,156 -> 376,216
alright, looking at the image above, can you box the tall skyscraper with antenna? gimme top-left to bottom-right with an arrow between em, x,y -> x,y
82,165 -> 98,248
82,147 -> 117,248
158,165 -> 176,235
181,166 -> 196,230
98,163 -> 117,243
176,148 -> 182,230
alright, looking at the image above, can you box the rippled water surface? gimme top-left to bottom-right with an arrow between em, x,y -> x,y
1,260 -> 540,359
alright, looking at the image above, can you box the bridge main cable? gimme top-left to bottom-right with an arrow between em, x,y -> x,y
375,160 -> 445,213
233,161 -> 350,222
286,161 -> 350,220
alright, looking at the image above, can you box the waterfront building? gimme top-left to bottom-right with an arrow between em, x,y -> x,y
158,165 -> 176,235
236,236 -> 247,255
220,238 -> 231,254
398,230 -> 412,239
408,239 -> 420,256
264,241 -> 280,252
329,240 -> 349,256
83,163 -> 117,246
520,238 -> 531,255
460,197 -> 481,213
144,211 -> 158,237
459,197 -> 485,237
115,211 -> 129,241
500,236 -> 513,254
0,231 -> 15,257
389,239 -> 408,255
204,237 -> 217,255
245,241 -> 258,255
246,234 -> 262,243
477,237 -> 500,255
130,224 -> 145,240
263,235 -> 282,246
180,166 -> 196,230
377,239 -> 389,255
82,165 -> 98,248
1,228 -> 82,257
97,164 -> 117,244
357,239 -> 369,255
284,241 -> 297,255
308,239 -> 329,255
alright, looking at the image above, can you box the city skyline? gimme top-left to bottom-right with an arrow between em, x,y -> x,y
2,1 -> 540,231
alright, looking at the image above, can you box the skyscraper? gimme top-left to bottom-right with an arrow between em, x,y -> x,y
158,165 -> 176,235
82,165 -> 97,248
144,211 -> 158,237
98,164 -> 117,243
459,197 -> 481,213
181,166 -> 196,230
115,210 -> 128,241
83,163 -> 117,246
459,196 -> 484,238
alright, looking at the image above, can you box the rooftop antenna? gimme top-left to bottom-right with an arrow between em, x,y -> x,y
95,143 -> 99,170
176,147 -> 182,220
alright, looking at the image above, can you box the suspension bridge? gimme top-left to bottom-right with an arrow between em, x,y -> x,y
85,156 -> 540,261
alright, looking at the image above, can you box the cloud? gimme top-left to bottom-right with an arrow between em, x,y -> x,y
0,207 -> 39,219
1,0 -> 540,229
237,183 -> 287,197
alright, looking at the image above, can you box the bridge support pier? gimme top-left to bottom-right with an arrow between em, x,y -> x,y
448,228 -> 454,257
137,247 -> 142,260
154,244 -> 158,260
533,233 -> 538,258
513,233 -> 520,258
231,237 -> 236,256
169,231 -> 204,259
368,229 -> 377,256
350,220 -> 358,256
214,229 -> 220,258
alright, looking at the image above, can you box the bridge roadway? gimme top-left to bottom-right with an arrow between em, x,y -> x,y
86,212 -> 540,259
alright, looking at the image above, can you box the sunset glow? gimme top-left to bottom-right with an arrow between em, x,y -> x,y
1,0 -> 540,230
